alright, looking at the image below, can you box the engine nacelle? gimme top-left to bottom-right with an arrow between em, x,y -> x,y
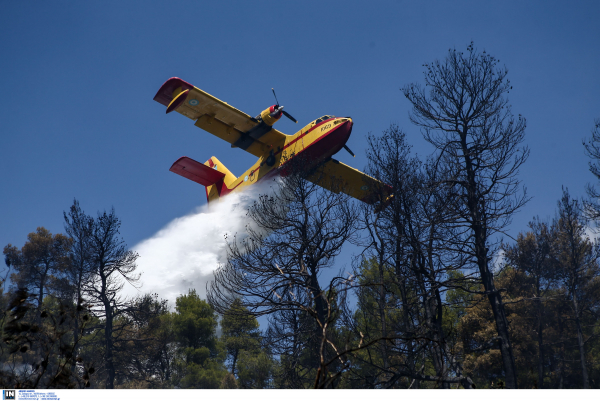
259,105 -> 284,126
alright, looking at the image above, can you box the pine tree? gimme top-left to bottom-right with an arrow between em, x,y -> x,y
172,289 -> 226,388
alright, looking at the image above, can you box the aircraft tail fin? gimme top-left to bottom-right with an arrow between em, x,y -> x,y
203,156 -> 237,202
169,156 -> 237,203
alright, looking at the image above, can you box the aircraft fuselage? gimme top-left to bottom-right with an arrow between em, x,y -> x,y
205,116 -> 353,201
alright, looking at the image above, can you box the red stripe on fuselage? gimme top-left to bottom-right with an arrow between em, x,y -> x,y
215,119 -> 353,197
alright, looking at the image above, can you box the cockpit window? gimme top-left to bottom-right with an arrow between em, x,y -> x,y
313,115 -> 335,125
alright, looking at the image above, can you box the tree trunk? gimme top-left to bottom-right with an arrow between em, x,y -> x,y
485,284 -> 518,388
101,266 -> 116,389
37,269 -> 47,318
72,309 -> 80,375
398,276 -> 417,382
104,297 -> 115,389
462,133 -> 518,388
432,291 -> 449,389
572,296 -> 590,389
558,316 -> 565,389
309,268 -> 327,331
476,242 -> 517,386
424,235 -> 449,388
72,282 -> 83,375
394,241 -> 418,384
537,298 -> 544,389
417,259 -> 448,388
231,349 -> 239,376
377,255 -> 388,372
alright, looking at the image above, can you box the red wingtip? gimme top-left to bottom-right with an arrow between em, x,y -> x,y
153,77 -> 194,106
375,194 -> 394,213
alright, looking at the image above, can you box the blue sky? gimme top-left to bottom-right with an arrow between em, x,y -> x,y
1,1 -> 599,286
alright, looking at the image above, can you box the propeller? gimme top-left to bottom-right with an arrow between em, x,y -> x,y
272,88 -> 298,123
343,145 -> 356,158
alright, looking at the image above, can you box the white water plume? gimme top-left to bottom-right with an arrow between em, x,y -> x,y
124,182 -> 276,308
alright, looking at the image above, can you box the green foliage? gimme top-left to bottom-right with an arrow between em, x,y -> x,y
171,289 -> 226,388
173,289 -> 218,352
237,349 -> 273,389
178,358 -> 225,389
221,299 -> 260,373
220,299 -> 273,388
4,227 -> 72,310
354,258 -> 404,337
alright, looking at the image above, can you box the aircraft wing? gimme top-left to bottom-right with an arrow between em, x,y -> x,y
308,158 -> 393,206
154,77 -> 286,157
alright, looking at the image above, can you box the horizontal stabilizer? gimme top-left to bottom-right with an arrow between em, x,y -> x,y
170,156 -> 226,187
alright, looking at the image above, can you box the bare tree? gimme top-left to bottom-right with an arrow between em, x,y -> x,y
207,166 -> 361,388
83,208 -> 140,388
402,42 -> 529,388
62,199 -> 95,369
348,125 -> 474,388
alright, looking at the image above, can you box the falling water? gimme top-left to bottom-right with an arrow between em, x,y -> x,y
124,181 -> 277,307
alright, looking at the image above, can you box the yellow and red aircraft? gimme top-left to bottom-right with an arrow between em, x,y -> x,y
153,77 -> 391,208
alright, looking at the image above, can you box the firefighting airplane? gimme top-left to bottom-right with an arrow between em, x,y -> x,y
153,77 -> 392,208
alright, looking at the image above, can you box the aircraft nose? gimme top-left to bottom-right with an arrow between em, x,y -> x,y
334,117 -> 352,132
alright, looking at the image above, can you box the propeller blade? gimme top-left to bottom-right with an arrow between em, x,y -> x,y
271,88 -> 280,106
343,145 -> 356,157
282,110 -> 298,124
